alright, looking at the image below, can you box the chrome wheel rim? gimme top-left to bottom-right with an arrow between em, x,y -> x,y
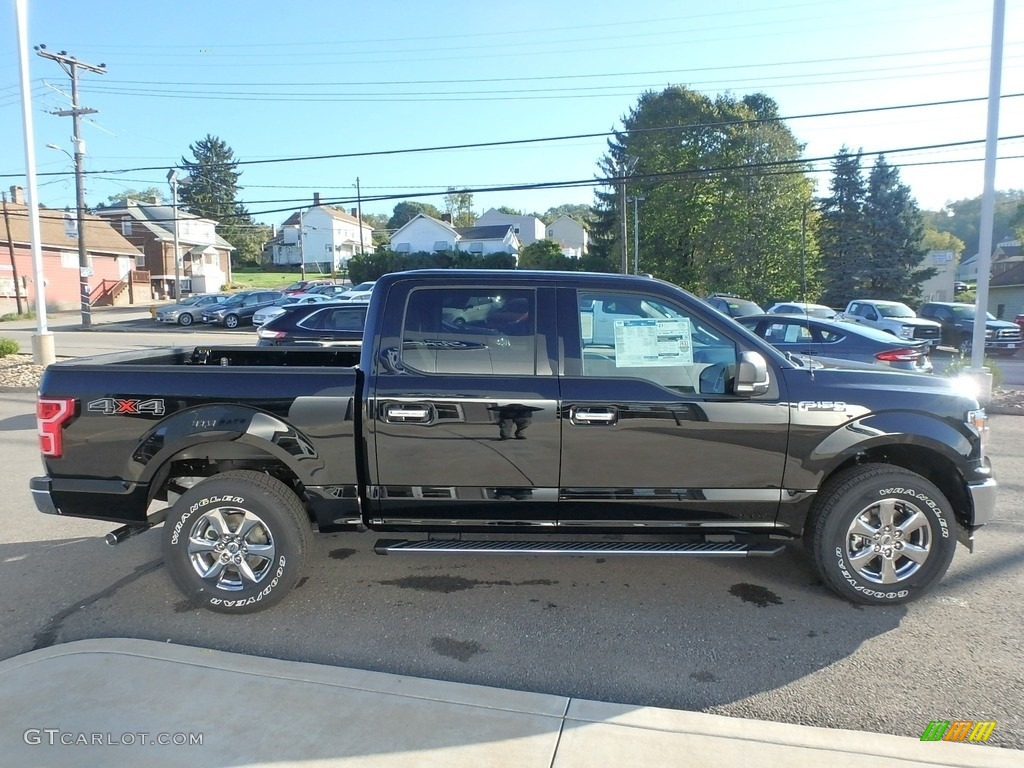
179,314 -> 193,326
186,507 -> 276,591
225,315 -> 239,328
845,498 -> 932,585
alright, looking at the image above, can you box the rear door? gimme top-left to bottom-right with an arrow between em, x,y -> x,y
368,281 -> 561,528
557,286 -> 790,529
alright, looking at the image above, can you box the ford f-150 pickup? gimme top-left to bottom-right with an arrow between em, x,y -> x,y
31,270 -> 996,613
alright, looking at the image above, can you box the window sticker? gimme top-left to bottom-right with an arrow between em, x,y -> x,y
614,318 -> 693,366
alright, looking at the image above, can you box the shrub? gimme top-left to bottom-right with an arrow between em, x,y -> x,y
943,354 -> 1003,389
0,338 -> 19,357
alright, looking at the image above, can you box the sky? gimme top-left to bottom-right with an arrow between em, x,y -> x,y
1,0 -> 1022,229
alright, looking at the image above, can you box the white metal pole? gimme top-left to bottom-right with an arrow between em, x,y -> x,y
969,0 -> 1005,403
14,0 -> 54,363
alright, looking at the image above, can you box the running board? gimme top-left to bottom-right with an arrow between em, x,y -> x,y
373,539 -> 783,557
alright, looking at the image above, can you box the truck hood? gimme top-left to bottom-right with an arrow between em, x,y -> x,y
782,358 -> 979,417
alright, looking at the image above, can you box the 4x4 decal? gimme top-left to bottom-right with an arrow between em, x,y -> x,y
87,398 -> 166,416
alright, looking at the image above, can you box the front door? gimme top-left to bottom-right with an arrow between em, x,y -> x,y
558,287 -> 790,530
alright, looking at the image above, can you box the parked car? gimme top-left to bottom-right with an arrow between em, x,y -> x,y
333,280 -> 376,302
307,283 -> 352,299
738,314 -> 933,373
917,301 -> 1022,357
281,279 -> 334,296
767,301 -> 837,320
837,300 -> 941,349
201,290 -> 283,328
705,294 -> 764,318
154,293 -> 229,326
256,302 -> 369,346
955,282 -> 970,294
252,293 -> 332,327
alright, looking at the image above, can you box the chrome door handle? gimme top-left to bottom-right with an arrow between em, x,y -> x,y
384,405 -> 432,423
571,407 -> 617,425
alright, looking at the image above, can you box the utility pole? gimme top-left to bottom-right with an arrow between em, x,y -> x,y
1,193 -> 26,315
629,195 -> 646,275
35,45 -> 106,328
356,177 -> 365,257
620,170 -> 628,275
167,170 -> 181,300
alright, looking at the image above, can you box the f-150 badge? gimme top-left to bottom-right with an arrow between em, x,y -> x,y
87,397 -> 166,415
797,401 -> 847,412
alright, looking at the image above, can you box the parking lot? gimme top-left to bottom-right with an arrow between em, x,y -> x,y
0,314 -> 1021,749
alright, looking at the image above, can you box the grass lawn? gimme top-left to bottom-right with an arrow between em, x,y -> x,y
228,269 -> 348,290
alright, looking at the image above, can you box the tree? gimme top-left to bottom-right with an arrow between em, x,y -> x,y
518,239 -> 578,271
922,227 -> 965,259
177,135 -> 259,264
386,201 -> 443,230
922,190 -> 1024,258
861,156 -> 931,302
541,203 -> 594,225
591,86 -> 817,303
819,148 -> 868,306
444,188 -> 475,227
102,187 -> 161,207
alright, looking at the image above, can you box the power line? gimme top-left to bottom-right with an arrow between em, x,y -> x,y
4,92 -> 1022,182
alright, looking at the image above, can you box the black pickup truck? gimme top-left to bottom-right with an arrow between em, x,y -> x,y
31,270 -> 996,612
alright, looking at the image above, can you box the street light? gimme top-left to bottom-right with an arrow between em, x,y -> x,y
47,142 -> 91,327
628,195 -> 646,275
167,169 -> 180,300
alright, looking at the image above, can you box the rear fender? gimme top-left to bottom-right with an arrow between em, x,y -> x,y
132,405 -> 322,486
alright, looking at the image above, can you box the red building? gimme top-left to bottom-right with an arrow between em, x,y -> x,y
1,186 -> 149,314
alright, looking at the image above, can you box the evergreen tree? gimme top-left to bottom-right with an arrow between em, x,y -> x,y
819,148 -> 867,306
177,135 -> 259,264
862,156 -> 931,301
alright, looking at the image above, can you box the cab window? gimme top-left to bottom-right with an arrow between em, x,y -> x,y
578,290 -> 737,394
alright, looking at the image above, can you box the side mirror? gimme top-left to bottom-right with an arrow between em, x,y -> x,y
735,351 -> 770,397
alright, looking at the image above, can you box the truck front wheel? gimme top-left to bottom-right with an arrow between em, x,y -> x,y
807,465 -> 957,605
162,470 -> 312,613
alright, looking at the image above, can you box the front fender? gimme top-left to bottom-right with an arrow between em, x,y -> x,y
784,410 -> 975,491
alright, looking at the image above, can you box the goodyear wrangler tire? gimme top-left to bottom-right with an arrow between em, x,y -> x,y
808,465 -> 957,605
162,470 -> 312,613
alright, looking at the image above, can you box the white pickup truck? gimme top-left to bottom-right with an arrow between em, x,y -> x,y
838,300 -> 942,348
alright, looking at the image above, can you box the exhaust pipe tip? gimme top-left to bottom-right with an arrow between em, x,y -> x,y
105,524 -> 149,546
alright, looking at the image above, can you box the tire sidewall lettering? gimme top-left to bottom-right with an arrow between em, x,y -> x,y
170,495 -> 246,546
207,556 -> 287,609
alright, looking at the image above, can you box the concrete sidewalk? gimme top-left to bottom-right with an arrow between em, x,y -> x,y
1,303 -> 169,332
0,639 -> 1014,767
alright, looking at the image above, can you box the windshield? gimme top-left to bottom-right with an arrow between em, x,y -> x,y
806,306 -> 834,318
877,303 -> 915,318
950,306 -> 996,321
218,295 -> 244,307
352,282 -> 375,292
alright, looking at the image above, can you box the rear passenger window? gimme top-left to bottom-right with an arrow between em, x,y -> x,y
578,291 -> 737,395
400,289 -> 537,376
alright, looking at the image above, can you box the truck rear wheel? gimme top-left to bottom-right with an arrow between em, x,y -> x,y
162,470 -> 312,613
807,465 -> 957,605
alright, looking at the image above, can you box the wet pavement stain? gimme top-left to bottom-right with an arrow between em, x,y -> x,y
328,548 -> 358,560
729,583 -> 783,607
172,600 -> 195,614
519,579 -> 558,586
295,576 -> 309,590
431,637 -> 484,662
690,670 -> 718,683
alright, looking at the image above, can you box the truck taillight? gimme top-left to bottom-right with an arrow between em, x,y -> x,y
37,398 -> 76,458
875,348 -> 921,363
257,328 -> 285,339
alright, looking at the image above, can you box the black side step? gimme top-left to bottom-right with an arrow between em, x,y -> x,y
374,539 -> 783,557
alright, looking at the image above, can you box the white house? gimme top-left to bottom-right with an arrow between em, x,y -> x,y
389,214 -> 520,256
272,204 -> 373,271
545,215 -> 589,257
474,208 -> 545,246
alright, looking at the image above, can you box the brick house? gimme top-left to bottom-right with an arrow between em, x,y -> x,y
94,198 -> 233,296
0,186 -> 147,314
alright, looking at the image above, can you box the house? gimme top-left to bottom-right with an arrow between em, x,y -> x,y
0,186 -> 147,313
271,199 -> 373,273
388,214 -> 520,256
956,252 -> 979,284
474,209 -> 545,247
988,260 -> 1024,321
545,215 -> 589,257
94,198 -> 233,296
991,239 -> 1022,279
